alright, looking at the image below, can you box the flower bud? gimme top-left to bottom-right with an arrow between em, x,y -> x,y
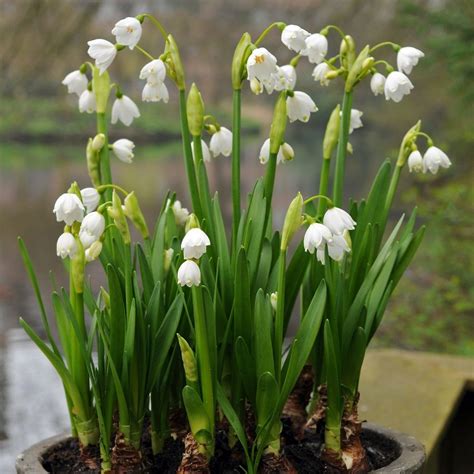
281,192 -> 303,251
323,104 -> 341,160
177,334 -> 199,385
346,45 -> 370,92
325,70 -> 341,80
86,138 -> 101,187
250,78 -> 263,95
165,34 -> 185,90
107,191 -> 130,244
124,191 -> 149,239
340,35 -> 356,69
172,200 -> 190,227
85,240 -> 103,262
270,292 -> 278,312
185,213 -> 200,232
164,248 -> 174,273
100,287 -> 110,309
187,83 -> 205,136
232,32 -> 252,89
92,133 -> 106,152
70,238 -> 85,293
80,187 -> 100,213
269,92 -> 287,154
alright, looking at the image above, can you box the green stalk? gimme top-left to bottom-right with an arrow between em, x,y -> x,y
332,91 -> 353,207
231,89 -> 241,246
274,249 -> 286,382
179,90 -> 203,219
317,158 -> 331,217
263,151 -> 278,217
192,135 -> 213,229
97,112 -> 112,198
384,163 -> 402,215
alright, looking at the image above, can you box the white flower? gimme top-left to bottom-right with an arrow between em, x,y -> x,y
384,71 -> 414,103
53,193 -> 85,226
210,127 -> 232,157
407,150 -> 423,173
181,228 -> 211,260
78,90 -> 96,114
62,70 -> 88,96
370,73 -> 386,96
111,139 -> 135,163
191,140 -> 211,163
111,95 -> 140,126
259,139 -> 294,165
79,211 -> 105,248
270,292 -> 278,312
177,260 -> 201,287
172,200 -> 189,226
301,34 -> 328,64
317,233 -> 351,265
247,47 -> 278,83
281,25 -> 310,53
142,82 -> 169,103
56,233 -> 78,259
423,146 -> 452,174
323,207 -> 356,235
397,47 -> 424,75
273,65 -> 297,91
87,39 -> 117,74
139,59 -> 166,84
85,241 -> 103,262
312,63 -> 331,86
304,223 -> 333,254
80,187 -> 100,213
348,109 -> 363,134
111,17 -> 142,50
250,78 -> 264,95
286,91 -> 318,123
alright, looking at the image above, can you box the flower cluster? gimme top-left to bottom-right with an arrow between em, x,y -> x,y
177,227 -> 211,287
408,146 -> 451,174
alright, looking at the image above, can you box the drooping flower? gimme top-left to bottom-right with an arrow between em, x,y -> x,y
56,233 -> 78,259
79,211 -> 105,248
111,95 -> 140,126
397,47 -> 424,75
247,48 -> 278,83
281,24 -> 310,53
85,241 -> 103,262
423,146 -> 451,174
407,150 -> 423,173
304,223 -> 333,254
370,73 -> 386,96
111,17 -> 142,50
62,70 -> 88,96
53,193 -> 85,226
87,39 -> 117,74
286,91 -> 318,123
301,33 -> 328,64
323,207 -> 356,235
259,139 -> 294,165
316,233 -> 351,265
80,187 -> 100,213
272,65 -> 297,91
78,89 -> 96,114
348,109 -> 363,134
111,139 -> 135,163
139,59 -> 167,84
191,140 -> 211,163
172,200 -> 189,227
384,71 -> 414,103
177,260 -> 201,287
312,63 -> 331,86
181,228 -> 211,260
210,127 -> 233,157
142,82 -> 169,103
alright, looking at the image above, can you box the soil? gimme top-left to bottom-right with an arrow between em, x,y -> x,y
41,427 -> 400,473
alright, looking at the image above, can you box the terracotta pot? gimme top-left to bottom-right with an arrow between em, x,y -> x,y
16,422 -> 425,473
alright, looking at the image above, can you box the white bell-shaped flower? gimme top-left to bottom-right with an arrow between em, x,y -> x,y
78,90 -> 96,114
281,25 -> 310,53
407,150 -> 423,173
79,211 -> 105,249
111,139 -> 135,163
139,59 -> 166,84
181,228 -> 211,260
172,200 -> 189,227
397,47 -> 424,75
317,233 -> 351,265
286,91 -> 318,123
53,193 -> 85,226
142,82 -> 169,103
80,188 -> 100,213
301,34 -> 328,64
304,223 -> 333,254
247,48 -> 278,83
348,109 -> 363,134
177,260 -> 201,287
62,70 -> 88,96
323,207 -> 356,235
312,63 -> 331,86
370,73 -> 386,96
423,146 -> 451,174
85,241 -> 103,262
259,139 -> 294,165
56,233 -> 78,259
111,17 -> 142,50
87,39 -> 117,74
210,127 -> 233,157
191,140 -> 211,163
111,95 -> 140,126
384,71 -> 413,103
273,65 -> 297,91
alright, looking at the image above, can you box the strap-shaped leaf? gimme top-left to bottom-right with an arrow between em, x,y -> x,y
341,327 -> 367,396
182,385 -> 211,436
256,372 -> 279,429
234,248 -> 252,347
254,290 -> 274,379
235,336 -> 257,406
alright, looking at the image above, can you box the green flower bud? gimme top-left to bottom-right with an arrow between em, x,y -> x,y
187,83 -> 205,137
231,32 -> 252,89
86,138 -> 101,187
281,192 -> 303,251
85,240 -> 103,262
67,181 -> 82,199
345,45 -> 370,92
185,213 -> 200,232
325,69 -> 342,80
397,120 -> 422,167
92,66 -> 110,114
269,91 -> 287,154
323,104 -> 341,160
92,133 -> 106,152
107,191 -> 130,244
71,237 -> 85,293
165,34 -> 185,90
164,248 -> 174,273
100,287 -> 110,309
177,334 -> 198,386
123,191 -> 149,239
340,35 -> 356,69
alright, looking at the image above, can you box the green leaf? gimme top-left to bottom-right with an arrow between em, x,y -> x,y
234,248 -> 252,347
254,290 -> 274,379
324,320 -> 343,425
235,336 -> 257,406
182,385 -> 211,436
137,244 -> 154,305
341,327 -> 367,396
256,372 -> 279,429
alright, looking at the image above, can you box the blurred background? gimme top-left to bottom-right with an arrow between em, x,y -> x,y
0,0 -> 472,470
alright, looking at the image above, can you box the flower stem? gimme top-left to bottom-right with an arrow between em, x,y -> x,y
231,89 -> 241,246
274,249 -> 286,383
384,163 -> 401,215
255,22 -> 284,46
317,159 -> 331,217
97,184 -> 128,196
369,41 -> 400,53
141,13 -> 168,40
263,151 -> 278,216
332,90 -> 353,207
96,113 -> 112,200
135,45 -> 155,61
